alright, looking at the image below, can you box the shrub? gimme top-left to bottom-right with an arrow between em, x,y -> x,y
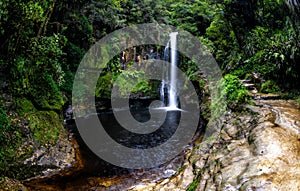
211,74 -> 250,118
223,74 -> 250,105
260,80 -> 280,93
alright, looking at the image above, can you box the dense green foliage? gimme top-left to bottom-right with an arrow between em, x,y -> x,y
1,0 -> 300,181
2,0 -> 299,103
211,74 -> 250,118
205,0 -> 300,89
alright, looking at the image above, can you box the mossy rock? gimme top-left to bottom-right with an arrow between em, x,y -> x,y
27,111 -> 63,145
16,98 -> 36,115
29,75 -> 65,111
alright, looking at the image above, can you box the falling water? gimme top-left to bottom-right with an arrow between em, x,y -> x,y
160,32 -> 178,108
168,32 -> 178,108
160,40 -> 170,104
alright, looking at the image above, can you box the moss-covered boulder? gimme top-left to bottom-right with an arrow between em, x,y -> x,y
27,111 -> 62,145
16,98 -> 36,115
1,95 -> 75,182
29,75 -> 64,111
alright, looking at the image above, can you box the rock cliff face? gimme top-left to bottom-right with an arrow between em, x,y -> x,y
133,99 -> 300,191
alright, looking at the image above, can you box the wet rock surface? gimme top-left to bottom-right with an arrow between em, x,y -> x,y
22,136 -> 77,180
135,99 -> 300,191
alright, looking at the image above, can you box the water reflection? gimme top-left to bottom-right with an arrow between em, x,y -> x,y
98,108 -> 181,149
24,99 -> 201,190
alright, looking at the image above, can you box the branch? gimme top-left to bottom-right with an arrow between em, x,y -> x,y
37,0 -> 57,36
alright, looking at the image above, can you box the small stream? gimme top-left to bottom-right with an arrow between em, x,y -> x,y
258,99 -> 300,134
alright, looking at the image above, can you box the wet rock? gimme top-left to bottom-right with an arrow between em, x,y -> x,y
191,100 -> 300,190
225,125 -> 239,137
130,184 -> 150,191
160,178 -> 170,185
149,99 -> 300,191
23,138 -> 76,174
162,169 -> 176,178
178,164 -> 194,189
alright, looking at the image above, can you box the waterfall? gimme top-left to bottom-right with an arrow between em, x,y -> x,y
169,32 -> 178,108
160,32 -> 178,108
160,40 -> 170,105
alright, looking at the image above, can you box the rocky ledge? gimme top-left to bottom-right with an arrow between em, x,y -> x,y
129,100 -> 300,191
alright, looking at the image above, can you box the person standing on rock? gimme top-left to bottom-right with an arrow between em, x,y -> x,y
136,55 -> 142,70
120,50 -> 127,70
